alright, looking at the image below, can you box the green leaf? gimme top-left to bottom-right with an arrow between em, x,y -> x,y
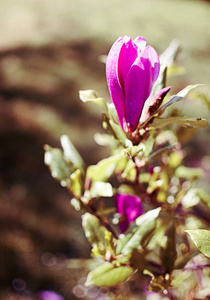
146,220 -> 166,250
70,169 -> 83,198
122,145 -> 143,159
151,40 -> 180,97
108,103 -> 119,124
147,145 -> 175,163
102,113 -> 131,147
109,119 -> 131,147
86,155 -> 120,182
115,157 -> 128,174
79,89 -> 108,111
94,133 -> 118,150
151,65 -> 167,97
175,166 -> 204,180
159,84 -> 201,112
60,135 -> 84,170
118,208 -> 161,255
160,39 -> 181,67
195,189 -> 210,208
89,181 -> 113,198
150,117 -> 208,129
186,229 -> 210,258
85,262 -> 133,287
121,159 -> 137,182
174,251 -> 198,270
82,213 -> 106,247
44,145 -> 72,186
168,151 -> 183,168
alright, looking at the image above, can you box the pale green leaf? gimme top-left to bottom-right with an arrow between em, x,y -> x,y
109,119 -> 131,147
70,169 -> 83,198
150,117 -> 208,129
159,39 -> 181,67
147,145 -> 175,163
94,133 -> 118,150
108,103 -> 119,124
44,145 -> 72,186
195,189 -> 210,208
79,89 -> 108,111
122,145 -> 143,159
86,155 -> 120,182
150,64 -> 167,97
89,181 -> 113,198
60,135 -> 84,170
186,229 -> 210,258
121,159 -> 137,182
85,262 -> 133,287
118,208 -> 161,255
175,166 -> 204,180
158,84 -> 201,112
151,40 -> 180,97
82,213 -> 106,246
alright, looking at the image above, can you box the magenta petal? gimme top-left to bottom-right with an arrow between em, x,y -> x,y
118,36 -> 138,90
140,46 -> 160,100
106,36 -> 160,132
124,57 -> 147,131
106,37 -> 126,129
115,194 -> 144,233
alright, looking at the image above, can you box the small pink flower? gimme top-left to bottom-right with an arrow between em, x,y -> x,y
115,193 -> 144,233
106,36 -> 160,132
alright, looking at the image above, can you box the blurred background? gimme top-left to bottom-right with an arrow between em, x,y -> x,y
0,0 -> 210,299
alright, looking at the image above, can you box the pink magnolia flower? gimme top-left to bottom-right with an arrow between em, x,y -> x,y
106,36 -> 161,132
115,193 -> 144,233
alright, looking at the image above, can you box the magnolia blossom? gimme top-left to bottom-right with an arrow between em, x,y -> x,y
106,36 -> 161,132
115,193 -> 144,233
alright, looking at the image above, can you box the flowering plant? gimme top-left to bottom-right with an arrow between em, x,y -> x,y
45,36 -> 210,299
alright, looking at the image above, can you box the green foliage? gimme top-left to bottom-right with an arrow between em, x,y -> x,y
79,89 -> 108,112
89,181 -> 113,198
117,208 -> 161,255
186,230 -> 210,258
85,262 -> 133,287
175,166 -> 204,180
150,116 -> 208,129
86,155 -> 120,182
44,145 -> 73,187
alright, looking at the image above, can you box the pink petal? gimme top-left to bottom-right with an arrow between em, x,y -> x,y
106,37 -> 126,129
140,45 -> 160,100
118,36 -> 138,90
124,57 -> 147,131
124,46 -> 160,131
115,193 -> 144,233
